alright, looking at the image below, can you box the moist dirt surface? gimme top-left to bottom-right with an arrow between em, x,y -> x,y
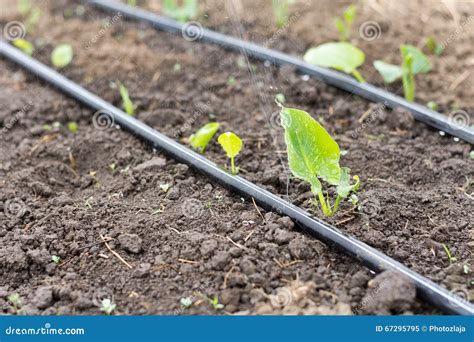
0,0 -> 472,315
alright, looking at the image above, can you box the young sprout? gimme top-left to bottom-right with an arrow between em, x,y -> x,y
272,0 -> 289,29
160,183 -> 171,193
425,36 -> 444,56
426,101 -> 438,111
304,42 -> 366,82
470,151 -> 474,160
463,264 -> 470,274
442,244 -> 457,264
374,44 -> 431,101
13,38 -> 34,56
163,0 -> 198,22
7,293 -> 23,314
180,297 -> 193,308
67,122 -> 78,134
116,81 -> 135,116
208,295 -> 224,310
275,93 -> 286,105
189,122 -> 220,153
51,44 -> 73,69
227,76 -> 237,86
51,255 -> 61,264
173,63 -> 181,73
19,0 -> 42,33
218,132 -> 243,175
279,105 -> 360,217
99,298 -> 116,315
334,4 -> 357,41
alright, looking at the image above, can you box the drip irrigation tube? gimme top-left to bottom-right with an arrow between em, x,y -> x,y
89,0 -> 474,145
1,40 -> 472,315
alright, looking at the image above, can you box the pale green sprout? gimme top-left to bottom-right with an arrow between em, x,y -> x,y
208,295 -> 224,310
8,293 -> 23,314
51,44 -> 73,68
426,101 -> 438,111
442,244 -> 457,264
163,0 -> 198,22
279,105 -> 360,216
13,39 -> 34,55
272,0 -> 289,29
180,297 -> 193,308
401,53 -> 415,102
100,298 -> 116,315
160,183 -> 171,193
116,81 -> 135,116
189,122 -> 220,153
334,4 -> 357,41
218,132 -> 243,175
67,122 -> 78,134
304,42 -> 366,82
275,93 -> 286,104
425,36 -> 444,56
51,255 -> 61,264
470,151 -> 474,160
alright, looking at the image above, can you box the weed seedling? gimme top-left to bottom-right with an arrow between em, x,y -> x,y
442,244 -> 457,264
279,105 -> 360,216
189,122 -> 220,153
160,183 -> 171,193
51,255 -> 61,264
208,295 -> 224,310
374,44 -> 431,101
67,122 -> 78,134
13,38 -> 34,55
180,297 -> 193,308
218,132 -> 243,175
51,44 -> 73,69
99,298 -> 116,315
7,293 -> 23,314
334,4 -> 356,41
304,42 -> 366,82
272,0 -> 289,28
116,81 -> 135,116
163,0 -> 198,22
425,36 -> 443,56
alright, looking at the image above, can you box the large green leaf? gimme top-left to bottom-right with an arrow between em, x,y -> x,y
400,44 -> 431,74
280,106 -> 341,193
373,60 -> 403,83
189,122 -> 220,153
304,42 -> 365,81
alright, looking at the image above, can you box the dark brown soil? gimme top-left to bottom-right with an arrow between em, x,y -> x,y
0,0 -> 472,316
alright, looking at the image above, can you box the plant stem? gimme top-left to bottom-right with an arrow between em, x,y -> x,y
332,195 -> 342,213
231,156 -> 236,175
402,54 -> 415,101
317,191 -> 333,216
352,69 -> 366,83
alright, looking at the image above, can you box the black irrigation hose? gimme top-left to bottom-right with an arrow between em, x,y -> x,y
1,41 -> 472,316
89,0 -> 474,145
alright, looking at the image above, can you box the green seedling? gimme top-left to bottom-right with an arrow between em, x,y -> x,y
272,0 -> 289,29
163,0 -> 198,22
208,295 -> 224,310
173,63 -> 181,73
470,151 -> 474,160
218,132 -> 243,175
51,255 -> 61,264
51,44 -> 73,69
334,4 -> 357,41
99,298 -> 116,315
13,38 -> 34,55
304,42 -> 366,82
67,121 -> 78,134
189,122 -> 220,153
180,297 -> 193,308
116,81 -> 135,116
426,101 -> 438,111
8,293 -> 23,314
425,36 -> 443,56
275,93 -> 286,104
463,264 -> 470,274
279,105 -> 360,216
18,0 -> 31,16
160,183 -> 171,193
18,0 -> 41,32
227,76 -> 237,86
442,244 -> 457,264
374,44 -> 431,101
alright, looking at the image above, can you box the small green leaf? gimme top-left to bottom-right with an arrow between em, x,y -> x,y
373,60 -> 403,83
272,0 -> 289,29
400,44 -> 431,74
189,122 -> 220,153
280,106 -> 341,193
336,167 -> 360,198
304,42 -> 366,82
117,81 -> 135,115
163,0 -> 198,22
343,4 -> 357,25
13,38 -> 34,55
51,44 -> 73,68
67,121 -> 78,134
218,132 -> 243,174
426,101 -> 438,111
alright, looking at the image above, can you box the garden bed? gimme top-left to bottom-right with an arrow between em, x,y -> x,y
0,0 -> 472,315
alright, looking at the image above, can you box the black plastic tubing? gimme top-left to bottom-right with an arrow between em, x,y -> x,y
89,0 -> 474,144
1,41 -> 472,315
